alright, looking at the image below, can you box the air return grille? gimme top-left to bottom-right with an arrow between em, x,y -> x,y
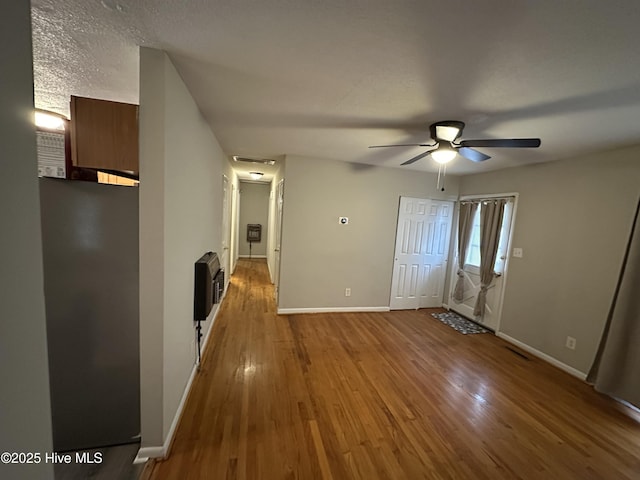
232,156 -> 275,166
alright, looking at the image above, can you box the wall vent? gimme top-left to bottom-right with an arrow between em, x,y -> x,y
232,155 -> 275,166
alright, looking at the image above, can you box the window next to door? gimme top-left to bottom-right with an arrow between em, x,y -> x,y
464,199 -> 514,275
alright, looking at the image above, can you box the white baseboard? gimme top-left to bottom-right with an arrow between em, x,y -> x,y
134,296 -> 222,464
196,299 -> 219,367
267,260 -> 274,284
239,254 -> 267,258
135,446 -> 163,463
496,332 -> 587,380
277,306 -> 390,315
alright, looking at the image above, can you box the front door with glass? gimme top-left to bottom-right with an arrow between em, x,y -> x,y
449,196 -> 516,331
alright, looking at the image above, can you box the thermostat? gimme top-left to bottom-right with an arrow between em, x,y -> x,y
339,217 -> 349,225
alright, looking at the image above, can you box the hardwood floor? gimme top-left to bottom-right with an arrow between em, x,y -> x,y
148,258 -> 640,479
55,442 -> 143,480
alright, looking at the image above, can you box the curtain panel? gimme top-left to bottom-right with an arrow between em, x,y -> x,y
587,197 -> 640,409
452,202 -> 478,302
474,199 -> 507,317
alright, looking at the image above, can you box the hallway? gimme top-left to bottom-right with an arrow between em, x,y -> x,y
147,258 -> 640,479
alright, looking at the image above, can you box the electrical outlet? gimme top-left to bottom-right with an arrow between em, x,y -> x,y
513,247 -> 523,258
345,288 -> 351,297
566,336 -> 576,350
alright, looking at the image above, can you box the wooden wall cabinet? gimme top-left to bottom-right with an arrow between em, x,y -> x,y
70,96 -> 139,175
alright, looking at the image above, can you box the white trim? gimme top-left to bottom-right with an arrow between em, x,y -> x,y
134,297 -> 223,463
617,398 -> 640,415
277,306 -> 390,315
495,196 -> 518,331
239,254 -> 267,258
195,299 -> 220,368
496,332 -> 587,380
459,192 -> 520,201
267,259 -> 274,284
134,446 -> 163,463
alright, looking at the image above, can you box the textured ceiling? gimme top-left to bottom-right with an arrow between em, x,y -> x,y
31,0 -> 640,176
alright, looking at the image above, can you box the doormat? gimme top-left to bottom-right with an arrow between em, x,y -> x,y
430,312 -> 490,335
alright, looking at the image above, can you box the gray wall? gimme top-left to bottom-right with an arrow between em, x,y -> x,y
239,182 -> 270,256
278,155 -> 459,310
139,48 -> 226,450
0,1 -> 54,478
460,146 -> 640,373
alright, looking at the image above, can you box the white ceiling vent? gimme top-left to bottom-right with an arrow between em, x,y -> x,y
232,156 -> 275,166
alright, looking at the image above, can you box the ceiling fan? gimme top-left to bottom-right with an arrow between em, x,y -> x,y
369,120 -> 541,165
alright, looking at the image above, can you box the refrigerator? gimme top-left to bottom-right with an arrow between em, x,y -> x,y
39,178 -> 140,452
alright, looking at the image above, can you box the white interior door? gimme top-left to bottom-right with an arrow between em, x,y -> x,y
390,197 -> 453,310
273,179 -> 284,302
221,175 -> 230,280
230,183 -> 239,274
449,197 -> 515,330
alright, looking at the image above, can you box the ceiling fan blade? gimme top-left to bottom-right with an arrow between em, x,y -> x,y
369,143 -> 436,149
459,138 -> 541,148
458,147 -> 491,162
401,150 -> 434,165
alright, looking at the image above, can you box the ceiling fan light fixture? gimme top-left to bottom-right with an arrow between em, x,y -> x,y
431,147 -> 457,164
371,119 -> 540,167
435,125 -> 462,142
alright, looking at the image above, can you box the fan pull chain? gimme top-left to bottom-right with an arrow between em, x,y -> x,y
437,163 -> 447,191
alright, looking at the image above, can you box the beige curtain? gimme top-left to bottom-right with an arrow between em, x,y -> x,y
474,199 -> 506,317
587,198 -> 640,409
452,202 -> 478,302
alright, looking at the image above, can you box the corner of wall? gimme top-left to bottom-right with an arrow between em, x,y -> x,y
139,46 -> 228,452
139,46 -> 168,448
0,2 -> 54,478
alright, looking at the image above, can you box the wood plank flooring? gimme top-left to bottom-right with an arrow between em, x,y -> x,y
148,258 -> 640,479
55,442 -> 143,480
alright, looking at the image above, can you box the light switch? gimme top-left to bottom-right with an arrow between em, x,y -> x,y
513,247 -> 523,258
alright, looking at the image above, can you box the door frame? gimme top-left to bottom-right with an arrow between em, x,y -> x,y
221,174 -> 231,283
273,179 -> 285,303
230,182 -> 240,274
389,196 -> 454,310
447,192 -> 519,333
